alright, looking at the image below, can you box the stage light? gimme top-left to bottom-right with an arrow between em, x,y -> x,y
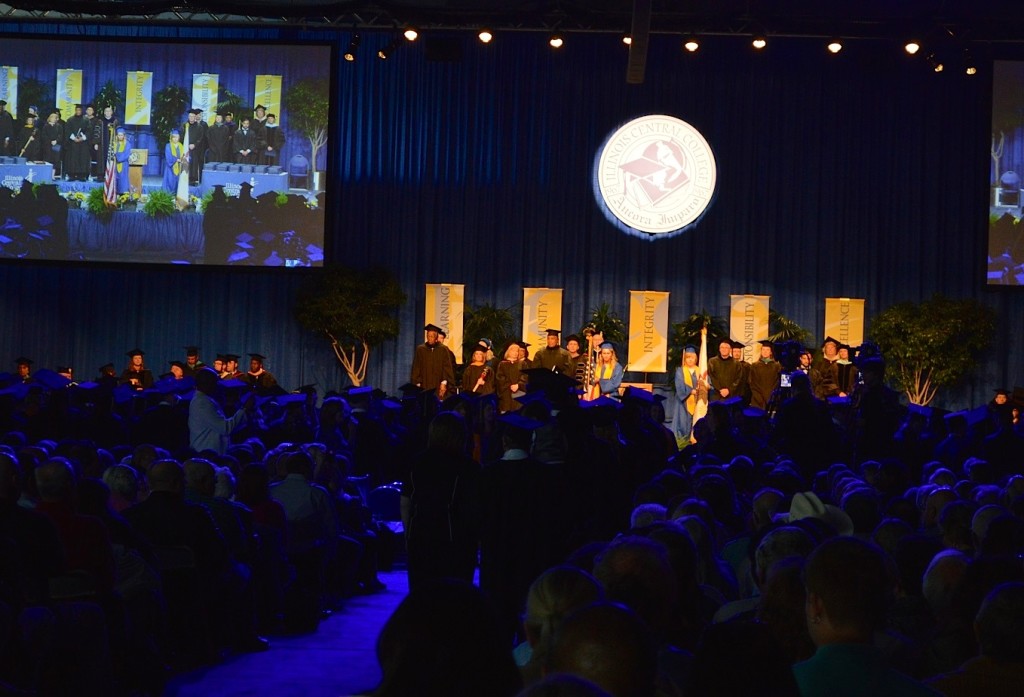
904,39 -> 921,55
751,33 -> 767,50
926,53 -> 943,72
549,33 -> 564,49
403,26 -> 418,42
683,36 -> 700,53
827,38 -> 843,54
964,49 -> 977,75
478,28 -> 493,44
377,37 -> 401,60
343,33 -> 361,62
622,32 -> 632,46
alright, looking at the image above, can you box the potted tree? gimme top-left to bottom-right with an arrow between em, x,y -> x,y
282,77 -> 329,191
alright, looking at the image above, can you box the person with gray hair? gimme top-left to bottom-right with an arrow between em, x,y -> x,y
102,463 -> 140,512
189,367 -> 250,455
928,581 -> 1024,695
629,502 -> 667,530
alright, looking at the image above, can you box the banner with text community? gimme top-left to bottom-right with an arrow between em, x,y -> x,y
0,66 -> 17,117
730,294 -> 770,363
425,283 -> 465,364
627,290 -> 669,372
125,71 -> 153,126
191,73 -> 219,122
522,288 -> 563,351
55,69 -> 82,123
823,298 -> 865,347
253,74 -> 282,121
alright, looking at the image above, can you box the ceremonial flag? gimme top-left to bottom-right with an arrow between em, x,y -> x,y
176,126 -> 190,209
103,123 -> 117,204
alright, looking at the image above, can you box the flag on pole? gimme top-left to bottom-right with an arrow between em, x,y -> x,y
691,326 -> 710,441
103,123 -> 117,204
176,123 -> 191,209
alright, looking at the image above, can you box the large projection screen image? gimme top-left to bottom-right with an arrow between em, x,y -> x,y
990,60 -> 1024,285
0,36 -> 330,267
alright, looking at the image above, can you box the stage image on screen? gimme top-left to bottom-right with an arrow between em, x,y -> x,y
990,60 -> 1024,285
0,36 -> 330,267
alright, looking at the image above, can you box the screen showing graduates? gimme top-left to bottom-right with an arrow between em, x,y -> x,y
0,36 -> 330,267
990,60 -> 1024,286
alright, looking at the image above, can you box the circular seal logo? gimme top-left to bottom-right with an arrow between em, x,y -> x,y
594,114 -> 717,237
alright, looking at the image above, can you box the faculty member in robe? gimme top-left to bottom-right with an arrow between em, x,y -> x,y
411,324 -> 455,397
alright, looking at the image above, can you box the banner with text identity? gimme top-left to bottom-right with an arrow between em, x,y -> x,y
55,69 -> 82,123
425,283 -> 465,364
627,290 -> 669,372
253,74 -> 282,121
730,294 -> 770,363
0,66 -> 18,117
824,298 -> 865,347
124,71 -> 153,126
522,288 -> 563,352
191,73 -> 219,123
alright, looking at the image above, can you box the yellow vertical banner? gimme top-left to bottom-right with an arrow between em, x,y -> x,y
191,74 -> 219,124
124,71 -> 153,126
824,298 -> 866,346
253,74 -> 282,119
0,66 -> 18,117
627,290 -> 670,372
55,69 -> 82,122
522,288 -> 563,350
425,283 -> 465,364
730,294 -> 771,363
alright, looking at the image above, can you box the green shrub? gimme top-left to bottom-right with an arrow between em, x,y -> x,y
143,189 -> 176,217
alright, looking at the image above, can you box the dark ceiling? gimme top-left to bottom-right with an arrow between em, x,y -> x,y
2,0 -> 1024,42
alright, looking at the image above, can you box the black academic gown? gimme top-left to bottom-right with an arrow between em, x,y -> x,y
233,127 -> 256,164
206,123 -> 230,163
748,359 -> 781,410
15,124 -> 39,160
64,115 -> 91,179
262,125 -> 285,166
707,356 -> 743,402
410,342 -> 454,392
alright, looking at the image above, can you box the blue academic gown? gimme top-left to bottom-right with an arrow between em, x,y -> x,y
163,141 -> 186,192
114,139 -> 131,194
596,362 -> 624,397
672,366 -> 699,447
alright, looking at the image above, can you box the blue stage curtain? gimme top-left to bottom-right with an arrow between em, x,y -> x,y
1,30 -> 1021,409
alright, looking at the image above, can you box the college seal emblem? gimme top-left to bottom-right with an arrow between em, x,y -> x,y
594,114 -> 717,237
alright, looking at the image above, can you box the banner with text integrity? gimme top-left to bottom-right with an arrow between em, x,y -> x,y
124,71 -> 153,126
55,69 -> 82,124
191,73 -> 219,124
627,290 -> 670,373
730,294 -> 770,363
425,283 -> 465,364
522,287 -> 563,351
824,298 -> 865,347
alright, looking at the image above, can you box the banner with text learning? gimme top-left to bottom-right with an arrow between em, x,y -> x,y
125,71 -> 153,126
425,283 -> 465,364
627,290 -> 670,372
730,294 -> 770,363
522,288 -> 563,352
0,66 -> 17,118
253,74 -> 282,121
824,298 -> 865,347
55,69 -> 82,123
191,73 -> 219,123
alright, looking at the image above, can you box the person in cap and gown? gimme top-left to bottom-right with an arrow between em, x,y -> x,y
181,108 -> 206,185
251,105 -> 268,160
411,324 -> 455,398
708,338 -> 744,402
206,110 -> 231,163
812,337 -> 842,399
13,357 -> 34,384
243,353 -> 278,394
531,328 -> 572,375
163,129 -> 187,192
262,113 -> 285,166
120,349 -> 154,391
436,329 -> 458,382
63,104 -> 91,181
14,110 -> 39,160
91,105 -> 118,179
233,117 -> 257,164
672,345 -> 708,448
222,354 -> 244,380
113,127 -> 131,194
748,340 -> 782,410
564,334 -> 588,388
40,110 -> 64,176
495,342 -> 529,413
461,343 -> 496,396
730,340 -> 752,404
591,341 -> 624,398
835,344 -> 859,397
182,346 -> 204,376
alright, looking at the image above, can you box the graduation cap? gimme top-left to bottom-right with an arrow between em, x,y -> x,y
545,328 -> 561,336
169,361 -> 187,370
826,396 -> 851,407
184,346 -> 200,356
274,393 -> 307,407
13,357 -> 32,367
757,339 -> 774,347
441,392 -> 471,412
397,382 -> 424,398
821,336 -> 840,347
478,338 -> 493,350
598,341 -> 615,351
742,406 -> 766,420
55,366 -> 72,375
115,127 -> 126,135
838,343 -> 852,352
564,334 -> 581,344
514,391 -> 553,411
188,108 -> 202,115
223,354 -> 240,363
621,386 -> 660,405
470,343 -> 491,354
125,348 -> 145,358
0,383 -> 31,401
497,412 -> 543,431
255,104 -> 267,111
98,363 -> 115,374
423,323 -> 443,333
718,396 -> 744,408
170,129 -> 180,136
965,405 -> 990,427
218,378 -> 250,390
580,395 -> 621,410
683,345 -> 698,354
248,353 -> 267,362
437,328 -> 448,338
31,369 -> 71,391
515,340 -> 531,350
729,340 -> 746,350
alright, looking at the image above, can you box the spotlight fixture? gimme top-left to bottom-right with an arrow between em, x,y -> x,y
683,35 -> 700,53
926,53 -> 944,73
478,28 -> 493,44
826,37 -> 843,54
904,39 -> 921,55
343,32 -> 361,62
403,26 -> 418,42
549,33 -> 564,49
751,33 -> 767,50
622,32 -> 632,46
378,37 -> 401,60
964,49 -> 977,75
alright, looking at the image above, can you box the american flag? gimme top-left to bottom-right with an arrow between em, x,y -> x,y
103,124 -> 117,204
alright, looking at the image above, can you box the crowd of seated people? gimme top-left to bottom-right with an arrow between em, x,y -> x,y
1,347 -> 1023,695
